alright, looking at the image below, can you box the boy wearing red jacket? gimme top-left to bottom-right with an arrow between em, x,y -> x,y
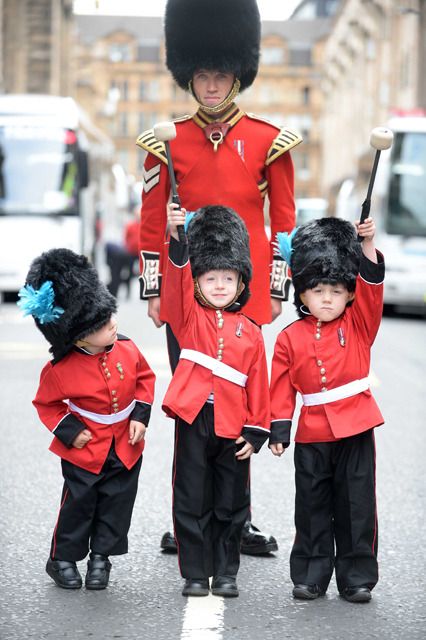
18,249 -> 155,590
270,217 -> 384,603
163,204 -> 270,598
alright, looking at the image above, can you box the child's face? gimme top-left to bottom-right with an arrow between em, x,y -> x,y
300,283 -> 354,322
197,269 -> 240,309
77,315 -> 118,354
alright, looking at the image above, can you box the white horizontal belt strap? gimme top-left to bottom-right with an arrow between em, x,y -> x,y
69,399 -> 136,424
180,348 -> 248,387
302,378 -> 370,406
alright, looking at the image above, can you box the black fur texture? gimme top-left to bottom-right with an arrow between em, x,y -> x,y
165,0 -> 260,91
187,205 -> 252,308
25,248 -> 117,362
291,218 -> 362,318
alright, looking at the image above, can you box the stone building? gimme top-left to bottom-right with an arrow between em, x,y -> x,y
0,0 -> 74,95
321,0 -> 426,206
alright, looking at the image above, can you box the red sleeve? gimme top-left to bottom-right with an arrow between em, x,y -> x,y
160,237 -> 196,341
139,153 -> 170,257
241,333 -> 271,448
33,362 -> 85,446
267,151 -> 296,253
130,346 -> 156,425
269,331 -> 296,445
351,251 -> 385,346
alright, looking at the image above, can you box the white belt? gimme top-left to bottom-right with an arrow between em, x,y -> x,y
302,378 -> 370,406
180,348 -> 248,387
69,400 -> 136,424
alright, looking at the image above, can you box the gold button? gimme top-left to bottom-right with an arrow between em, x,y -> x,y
317,360 -> 323,366
321,387 -> 327,392
102,362 -> 106,367
106,373 -> 111,378
218,321 -> 224,329
321,376 -> 327,383
320,368 -> 326,374
217,355 -> 223,361
112,390 -> 117,395
113,408 -> 119,413
218,338 -> 224,344
315,333 -> 321,340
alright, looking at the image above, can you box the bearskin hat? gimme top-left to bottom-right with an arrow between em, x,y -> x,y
18,248 -> 117,363
165,0 -> 261,91
290,218 -> 362,316
187,205 -> 252,308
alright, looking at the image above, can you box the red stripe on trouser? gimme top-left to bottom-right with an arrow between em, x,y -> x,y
51,488 -> 69,559
171,419 -> 182,573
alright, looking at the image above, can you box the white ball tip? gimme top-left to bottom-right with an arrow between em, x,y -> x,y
153,121 -> 177,142
370,127 -> 394,150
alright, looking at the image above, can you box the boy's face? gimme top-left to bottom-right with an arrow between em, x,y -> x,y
300,283 -> 354,322
197,269 -> 240,309
78,315 -> 118,353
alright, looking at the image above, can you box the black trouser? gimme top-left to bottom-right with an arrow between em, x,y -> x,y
173,403 -> 250,579
290,429 -> 378,593
166,324 -> 253,526
51,446 -> 142,561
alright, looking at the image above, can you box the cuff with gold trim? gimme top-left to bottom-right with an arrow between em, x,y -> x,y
270,256 -> 291,300
140,251 -> 162,298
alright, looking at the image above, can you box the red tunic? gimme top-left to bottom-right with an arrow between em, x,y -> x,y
33,336 -> 155,474
270,254 -> 385,444
161,238 -> 270,446
137,105 -> 301,325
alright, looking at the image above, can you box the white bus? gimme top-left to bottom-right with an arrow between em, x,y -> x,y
0,94 -> 115,299
337,115 -> 426,314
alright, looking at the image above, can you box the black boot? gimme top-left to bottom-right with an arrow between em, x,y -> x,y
292,584 -> 325,600
182,578 -> 210,597
211,576 -> 239,598
46,558 -> 82,589
340,586 -> 372,603
85,553 -> 112,590
160,530 -> 178,553
240,521 -> 278,555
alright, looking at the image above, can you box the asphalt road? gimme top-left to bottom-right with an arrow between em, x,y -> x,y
0,289 -> 425,640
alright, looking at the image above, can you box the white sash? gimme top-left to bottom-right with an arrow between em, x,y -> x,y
302,378 -> 370,406
68,399 -> 136,424
180,348 -> 248,387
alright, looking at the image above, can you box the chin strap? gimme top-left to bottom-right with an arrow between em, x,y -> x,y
189,78 -> 241,116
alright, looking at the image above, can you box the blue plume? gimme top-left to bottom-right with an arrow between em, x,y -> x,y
184,210 -> 196,232
276,228 -> 298,267
17,280 -> 64,324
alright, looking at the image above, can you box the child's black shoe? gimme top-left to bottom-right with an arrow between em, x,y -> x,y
211,576 -> 239,598
340,586 -> 372,603
85,553 -> 112,590
182,579 -> 210,596
240,521 -> 278,555
292,584 -> 324,600
46,558 -> 82,589
160,530 -> 178,553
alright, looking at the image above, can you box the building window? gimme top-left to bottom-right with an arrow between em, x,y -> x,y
302,86 -> 310,105
262,47 -> 284,65
289,46 -> 312,66
139,80 -> 160,102
110,80 -> 128,102
117,113 -> 128,137
109,43 -> 132,62
137,39 -> 160,62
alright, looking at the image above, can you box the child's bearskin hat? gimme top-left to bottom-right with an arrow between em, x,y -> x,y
291,218 -> 362,314
165,0 -> 261,91
187,205 -> 252,308
19,248 -> 117,363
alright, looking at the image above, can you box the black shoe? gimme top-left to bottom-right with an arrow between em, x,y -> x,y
85,553 -> 112,590
240,521 -> 278,555
292,584 -> 324,600
182,579 -> 210,597
46,558 -> 82,589
160,531 -> 178,554
340,586 -> 372,603
211,576 -> 239,598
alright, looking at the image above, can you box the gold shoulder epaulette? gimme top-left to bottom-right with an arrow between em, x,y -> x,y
136,129 -> 168,165
173,114 -> 193,124
266,128 -> 303,166
245,112 -> 279,128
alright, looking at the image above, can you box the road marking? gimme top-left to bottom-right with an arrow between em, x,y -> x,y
181,593 -> 225,640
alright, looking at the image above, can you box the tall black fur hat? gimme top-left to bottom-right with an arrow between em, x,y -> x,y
18,248 -> 117,363
187,205 -> 252,308
165,0 -> 261,91
290,218 -> 362,315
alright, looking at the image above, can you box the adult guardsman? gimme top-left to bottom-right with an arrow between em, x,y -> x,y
137,0 -> 302,554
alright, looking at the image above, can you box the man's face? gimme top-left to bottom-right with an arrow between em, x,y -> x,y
192,70 -> 235,108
